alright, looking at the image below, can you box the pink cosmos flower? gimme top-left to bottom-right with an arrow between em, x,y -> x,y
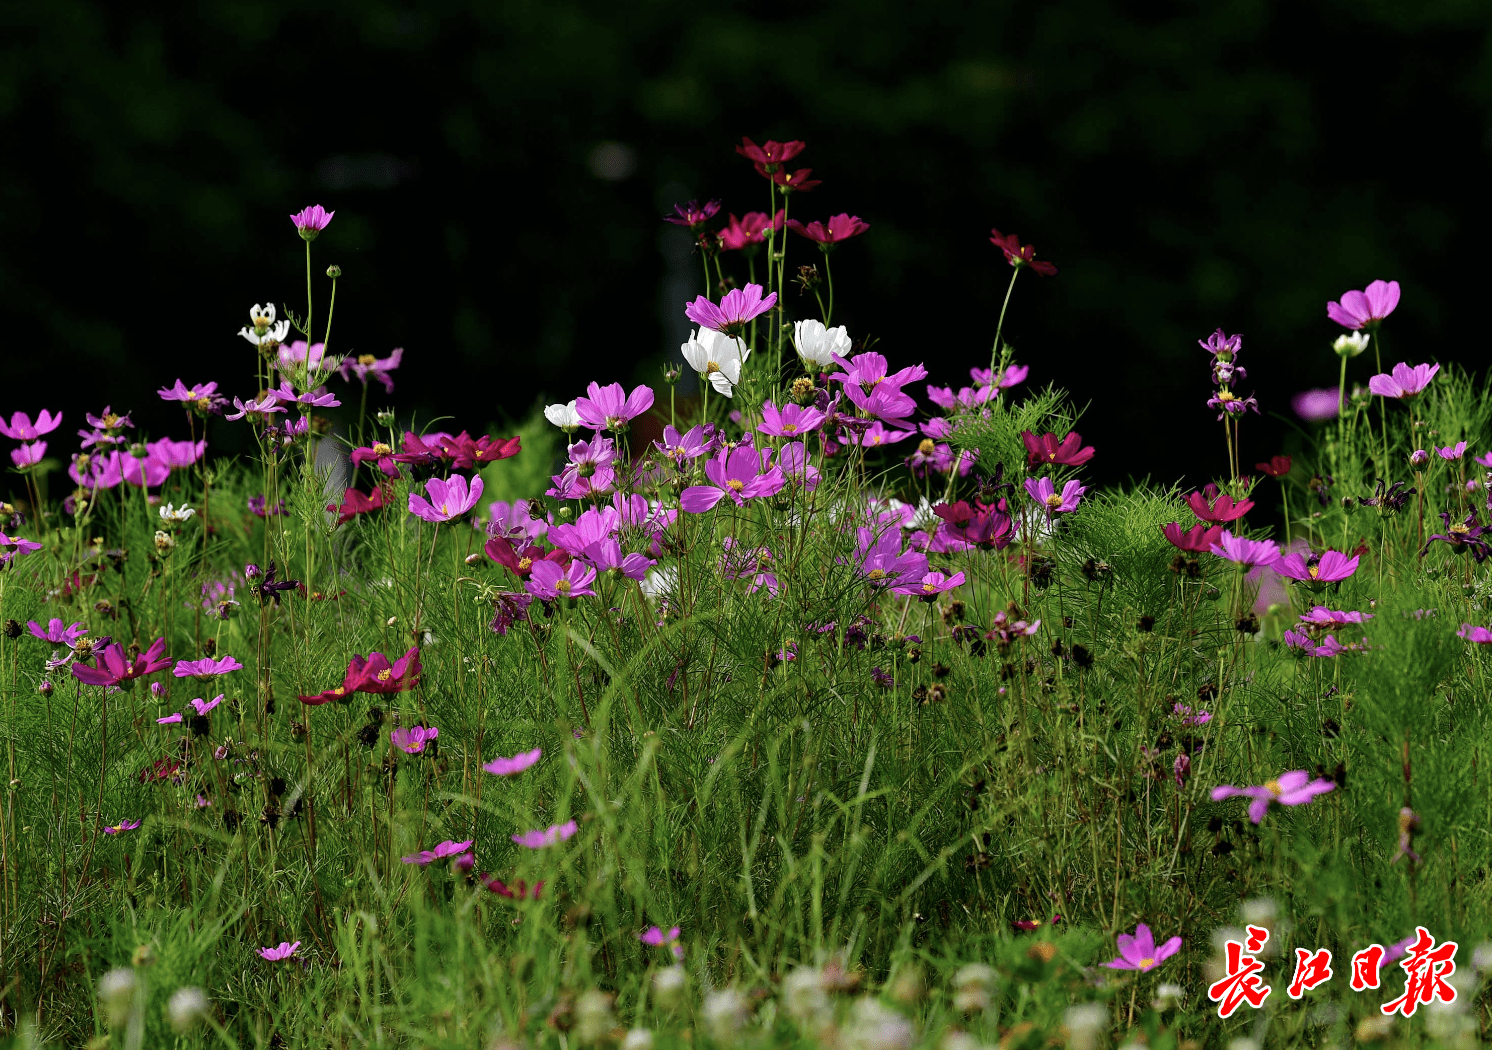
524,559 -> 598,600
1273,550 -> 1360,583
147,438 -> 206,469
1162,522 -> 1226,553
684,283 -> 778,337
574,381 -> 655,433
786,213 -> 870,249
0,409 -> 62,441
512,820 -> 579,849
855,422 -> 917,447
895,570 -> 967,600
190,695 -> 225,715
338,348 -> 404,392
1368,362 -> 1439,400
1022,430 -> 1095,468
581,538 -> 654,581
10,442 -> 45,469
103,819 -> 141,834
1436,442 -> 1467,461
735,136 -> 807,171
547,506 -> 620,556
757,400 -> 825,437
483,748 -> 542,776
1212,770 -> 1334,823
270,381 -> 341,409
487,500 -> 548,544
408,474 -> 484,523
72,639 -> 171,688
278,341 -> 334,375
718,210 -> 784,250
971,363 -> 1030,390
225,393 -> 285,421
401,839 -> 473,866
640,925 -> 685,960
291,204 -> 334,238
158,380 -> 227,413
1327,279 -> 1399,330
0,531 -> 43,566
680,445 -> 786,512
390,725 -> 439,754
1299,607 -> 1371,629
1209,530 -> 1281,568
27,619 -> 87,646
1292,388 -> 1342,421
157,713 -> 183,725
257,941 -> 301,961
1103,923 -> 1182,972
1024,477 -> 1086,514
173,655 -> 243,679
1457,624 -> 1492,643
656,423 -> 718,467
855,526 -> 929,588
1284,629 -> 1365,658
663,199 -> 721,228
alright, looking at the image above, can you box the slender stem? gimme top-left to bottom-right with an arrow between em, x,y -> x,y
822,249 -> 834,326
322,274 -> 339,358
988,267 -> 1020,378
304,241 -> 314,351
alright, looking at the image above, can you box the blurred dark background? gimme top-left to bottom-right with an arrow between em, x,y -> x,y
4,0 -> 1490,492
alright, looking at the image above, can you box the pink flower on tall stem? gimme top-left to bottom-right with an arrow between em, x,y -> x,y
1436,442 -> 1467,461
512,820 -> 578,849
27,619 -> 87,646
757,400 -> 825,437
103,819 -> 141,835
1187,484 -> 1253,524
1368,362 -> 1439,400
786,214 -> 870,249
663,200 -> 721,229
1209,530 -> 1280,568
1327,280 -> 1399,330
640,925 -> 685,960
1272,550 -> 1360,583
408,474 -> 484,523
483,748 -> 542,776
684,284 -> 778,338
735,137 -> 806,174
72,639 -> 171,688
10,442 -> 45,469
1162,522 -> 1226,553
390,725 -> 439,754
1102,923 -> 1182,972
291,204 -> 334,239
257,941 -> 301,961
0,409 -> 62,441
401,839 -> 473,866
0,532 -> 43,566
574,382 -> 655,433
339,348 -> 404,393
173,655 -> 243,679
894,570 -> 966,601
1211,770 -> 1334,823
524,559 -> 598,600
1024,477 -> 1086,514
718,211 -> 784,250
680,445 -> 786,512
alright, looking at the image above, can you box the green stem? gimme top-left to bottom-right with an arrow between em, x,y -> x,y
304,241 -> 314,352
988,267 -> 1020,378
322,274 -> 339,359
822,249 -> 834,326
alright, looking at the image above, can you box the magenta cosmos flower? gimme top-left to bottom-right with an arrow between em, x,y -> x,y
401,839 -> 473,866
1458,623 -> 1492,643
1024,477 -> 1086,514
684,283 -> 778,338
1299,607 -> 1371,629
894,570 -> 967,601
525,559 -> 598,600
1022,430 -> 1095,468
0,409 -> 62,441
1103,923 -> 1182,972
640,925 -> 685,960
10,442 -> 45,469
662,199 -> 721,229
787,214 -> 870,249
408,474 -> 484,523
191,695 -> 225,715
391,725 -> 439,754
339,348 -> 404,393
1368,362 -> 1439,400
173,655 -> 243,679
0,531 -> 43,566
291,204 -> 334,239
718,210 -> 784,250
1209,530 -> 1280,568
483,748 -> 542,776
27,618 -> 87,646
1273,550 -> 1360,583
72,639 -> 171,688
1211,770 -> 1334,824
681,445 -> 786,512
758,400 -> 825,437
574,381 -> 655,433
512,820 -> 579,849
103,818 -> 141,835
1292,388 -> 1342,421
257,941 -> 301,961
1327,279 -> 1399,330
1188,484 -> 1253,524
1163,523 -> 1226,553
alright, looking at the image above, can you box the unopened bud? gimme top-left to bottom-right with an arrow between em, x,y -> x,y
1409,449 -> 1429,468
326,264 -> 342,278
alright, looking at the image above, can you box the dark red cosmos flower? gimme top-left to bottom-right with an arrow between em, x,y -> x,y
662,200 -> 722,230
1022,430 -> 1096,468
1187,483 -> 1254,524
481,873 -> 544,900
932,500 -> 1013,551
297,647 -> 423,706
735,136 -> 807,173
394,431 -> 521,472
765,166 -> 821,193
718,210 -> 785,251
1162,522 -> 1226,553
328,486 -> 386,527
484,536 -> 571,580
72,638 -> 171,688
139,756 -> 182,784
1256,455 -> 1292,478
989,228 -> 1057,276
787,214 -> 869,250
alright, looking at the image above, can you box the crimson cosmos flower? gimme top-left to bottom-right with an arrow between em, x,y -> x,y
735,136 -> 807,173
484,536 -> 570,580
1256,455 -> 1291,477
662,199 -> 721,229
1162,522 -> 1226,553
1187,484 -> 1253,523
764,166 -> 820,192
72,638 -> 171,688
481,874 -> 543,900
786,214 -> 869,250
718,210 -> 784,250
1022,430 -> 1095,468
328,485 -> 386,527
989,228 -> 1057,276
299,647 -> 423,704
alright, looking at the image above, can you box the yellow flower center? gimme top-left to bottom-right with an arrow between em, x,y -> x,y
728,479 -> 745,491
1307,565 -> 1319,578
1045,494 -> 1063,509
518,557 -> 533,571
705,361 -> 720,374
557,580 -> 572,596
1451,523 -> 1471,535
376,669 -> 392,681
1216,391 -> 1238,403
783,423 -> 797,432
918,439 -> 936,455
1265,779 -> 1282,797
867,569 -> 886,580
1139,958 -> 1155,969
358,354 -> 377,366
922,581 -> 937,593
372,443 -> 392,456
332,687 -> 345,696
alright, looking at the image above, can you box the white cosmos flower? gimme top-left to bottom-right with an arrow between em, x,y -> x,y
238,303 -> 290,347
158,503 -> 196,523
681,328 -> 748,398
1332,331 -> 1370,358
793,319 -> 851,368
544,400 -> 582,431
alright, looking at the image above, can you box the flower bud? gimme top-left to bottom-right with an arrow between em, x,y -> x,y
39,679 -> 53,697
2,619 -> 21,639
168,986 -> 209,1033
154,530 -> 176,552
375,409 -> 396,427
245,563 -> 262,580
1410,449 -> 1429,468
1333,331 -> 1370,358
326,264 -> 342,278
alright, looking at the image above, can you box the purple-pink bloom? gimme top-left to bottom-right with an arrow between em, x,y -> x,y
855,422 -> 917,447
1102,923 -> 1182,972
0,531 -> 43,567
339,348 -> 404,393
757,400 -> 825,437
157,713 -> 183,725
257,940 -> 301,961
483,748 -> 542,776
291,204 -> 334,238
1368,362 -> 1439,400
640,925 -> 685,959
27,619 -> 87,646
656,423 -> 717,467
1457,624 -> 1492,643
487,500 -> 548,544
173,655 -> 243,679
855,526 -> 929,588
190,694 -> 225,715
663,199 -> 721,228
1299,606 -> 1371,629
147,437 -> 207,469
401,838 -> 474,866
786,213 -> 870,249
0,409 -> 62,441
1209,530 -> 1281,568
512,820 -> 579,849
1024,477 -> 1086,514
1327,279 -> 1400,330
894,570 -> 966,600
72,638 -> 171,688
1211,770 -> 1335,824
574,381 -> 655,432
1272,549 -> 1360,583
1292,388 -> 1342,421
548,505 -> 621,556
270,381 -> 341,409
103,818 -> 141,835
525,559 -> 598,600
391,725 -> 439,754
1435,441 -> 1467,461
10,442 -> 45,469
1207,390 -> 1259,419
225,393 -> 285,421
408,474 -> 484,523
581,538 -> 654,581
684,283 -> 778,338
680,445 -> 786,512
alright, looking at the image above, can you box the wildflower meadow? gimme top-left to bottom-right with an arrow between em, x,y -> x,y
2,136 -> 1491,1050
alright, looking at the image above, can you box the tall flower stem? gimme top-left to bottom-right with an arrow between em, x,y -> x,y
1375,327 -> 1391,475
321,272 -> 339,356
987,267 -> 1020,379
304,242 -> 314,350
822,249 -> 835,326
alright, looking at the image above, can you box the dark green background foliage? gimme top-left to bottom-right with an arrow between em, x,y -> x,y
3,0 -> 1490,487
